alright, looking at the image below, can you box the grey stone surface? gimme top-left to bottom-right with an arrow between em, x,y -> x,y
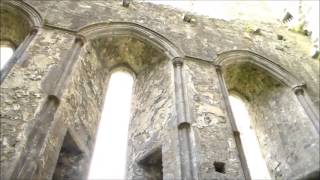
224,63 -> 319,179
0,0 -> 319,180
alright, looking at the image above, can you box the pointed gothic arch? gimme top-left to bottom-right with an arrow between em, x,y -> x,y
0,0 -> 43,83
77,22 -> 184,59
215,50 -> 319,131
215,50 -> 302,87
214,50 -> 319,179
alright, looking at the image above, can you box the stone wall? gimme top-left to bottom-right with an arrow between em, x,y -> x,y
0,3 -> 31,46
224,62 -> 319,179
1,0 -> 319,179
250,85 -> 319,179
185,59 -> 244,179
0,28 -> 74,179
23,0 -> 319,107
127,59 -> 175,179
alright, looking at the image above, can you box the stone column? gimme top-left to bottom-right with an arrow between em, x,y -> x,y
7,35 -> 86,180
293,85 -> 320,132
42,35 -> 86,98
172,57 -> 198,180
215,65 -> 251,180
0,26 -> 39,83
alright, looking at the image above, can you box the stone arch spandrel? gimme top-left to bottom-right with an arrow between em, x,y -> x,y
4,1 -> 42,26
77,22 -> 184,60
183,58 -> 245,179
0,0 -> 42,43
39,23 -> 185,180
215,50 -> 319,131
216,51 -> 319,179
215,50 -> 302,88
0,0 -> 43,83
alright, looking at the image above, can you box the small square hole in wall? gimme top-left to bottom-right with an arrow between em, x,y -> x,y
138,148 -> 163,180
214,161 -> 226,174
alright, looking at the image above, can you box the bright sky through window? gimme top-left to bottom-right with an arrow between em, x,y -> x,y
229,95 -> 271,180
0,46 -> 14,70
88,71 -> 133,180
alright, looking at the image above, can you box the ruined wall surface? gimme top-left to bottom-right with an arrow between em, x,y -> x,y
1,0 -> 319,180
249,86 -> 319,180
224,63 -> 319,179
184,59 -> 244,179
36,43 -> 109,180
0,28 -> 73,178
24,0 -> 320,107
127,59 -> 176,179
0,3 -> 31,46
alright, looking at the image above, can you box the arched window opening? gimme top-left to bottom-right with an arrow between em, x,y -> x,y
220,61 -> 318,179
0,42 -> 14,70
88,71 -> 134,180
0,2 -> 40,82
229,95 -> 271,180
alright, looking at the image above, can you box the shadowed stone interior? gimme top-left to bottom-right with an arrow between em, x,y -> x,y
223,62 -> 282,101
138,148 -> 163,180
91,36 -> 167,73
0,4 -> 31,46
52,132 -> 84,180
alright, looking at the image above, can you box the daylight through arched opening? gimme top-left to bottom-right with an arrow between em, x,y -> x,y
228,94 -> 271,179
0,41 -> 15,70
221,61 -> 319,179
50,25 -> 178,179
0,1 -> 41,82
88,71 -> 134,179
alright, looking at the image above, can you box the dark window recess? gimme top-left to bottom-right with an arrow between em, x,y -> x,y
138,148 -> 163,180
214,161 -> 226,174
52,132 -> 84,180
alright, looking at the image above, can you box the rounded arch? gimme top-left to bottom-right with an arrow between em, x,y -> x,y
108,63 -> 137,80
77,22 -> 184,59
215,50 -> 303,88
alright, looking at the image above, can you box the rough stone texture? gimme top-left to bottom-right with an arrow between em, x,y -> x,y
20,0 -> 320,114
224,63 -> 319,179
127,59 -> 174,179
1,0 -> 319,180
184,59 -> 244,179
0,28 -> 73,178
52,132 -> 85,180
23,0 -> 319,107
36,40 -> 109,180
0,3 -> 31,47
251,87 -> 319,179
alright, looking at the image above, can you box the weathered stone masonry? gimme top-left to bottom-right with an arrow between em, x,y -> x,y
0,0 -> 319,180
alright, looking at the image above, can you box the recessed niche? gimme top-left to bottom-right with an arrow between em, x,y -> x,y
214,161 -> 226,174
138,147 -> 163,180
52,132 -> 83,180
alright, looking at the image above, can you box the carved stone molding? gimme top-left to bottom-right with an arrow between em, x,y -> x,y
77,22 -> 184,59
1,0 -> 43,28
214,50 -> 303,88
214,50 -> 319,132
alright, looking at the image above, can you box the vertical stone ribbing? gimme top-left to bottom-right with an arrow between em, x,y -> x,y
293,85 -> 320,132
0,26 -> 39,84
173,57 -> 198,180
9,96 -> 60,180
215,65 -> 251,180
7,35 -> 86,180
42,35 -> 85,98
